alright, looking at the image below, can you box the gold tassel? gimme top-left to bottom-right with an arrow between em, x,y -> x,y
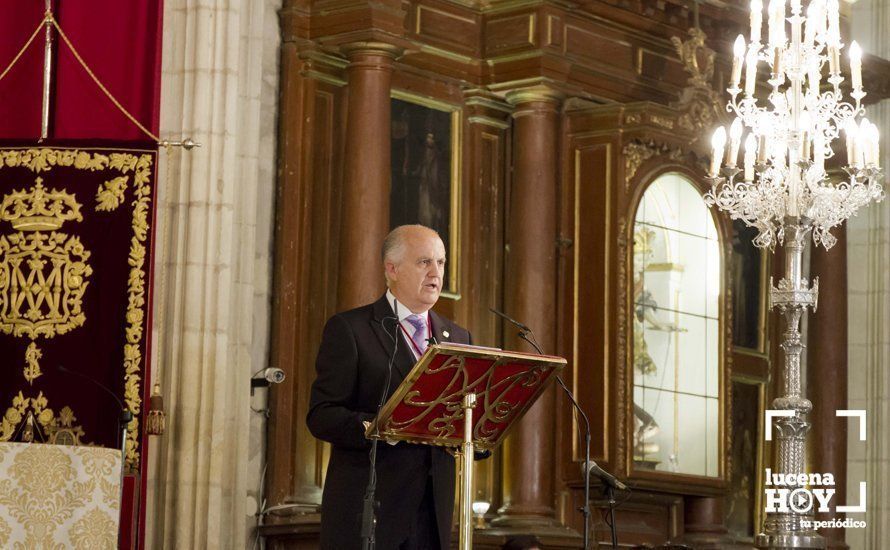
145,383 -> 166,436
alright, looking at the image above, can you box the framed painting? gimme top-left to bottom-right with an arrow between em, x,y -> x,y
726,379 -> 765,541
731,220 -> 768,354
390,92 -> 461,298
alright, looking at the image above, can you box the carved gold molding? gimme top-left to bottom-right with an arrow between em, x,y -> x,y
670,28 -> 714,91
622,140 -> 683,190
669,27 -> 725,138
340,41 -> 404,61
505,85 -> 564,107
614,216 -> 628,473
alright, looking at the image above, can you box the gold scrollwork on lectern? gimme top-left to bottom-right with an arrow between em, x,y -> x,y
384,355 -> 547,446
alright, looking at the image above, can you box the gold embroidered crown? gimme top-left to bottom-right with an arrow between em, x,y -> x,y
0,178 -> 82,231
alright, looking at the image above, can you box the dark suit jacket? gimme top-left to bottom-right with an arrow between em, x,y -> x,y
307,295 -> 472,550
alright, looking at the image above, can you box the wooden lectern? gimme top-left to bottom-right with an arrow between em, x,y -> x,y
366,342 -> 565,550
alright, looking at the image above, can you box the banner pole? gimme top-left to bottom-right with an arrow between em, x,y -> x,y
40,0 -> 54,140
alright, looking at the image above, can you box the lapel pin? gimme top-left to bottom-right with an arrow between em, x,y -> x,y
443,330 -> 450,338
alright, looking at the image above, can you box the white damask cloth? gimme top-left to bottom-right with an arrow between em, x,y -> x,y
0,441 -> 122,549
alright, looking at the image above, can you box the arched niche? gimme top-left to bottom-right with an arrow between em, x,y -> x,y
629,171 -> 725,481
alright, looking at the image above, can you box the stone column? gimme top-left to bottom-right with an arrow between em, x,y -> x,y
495,87 -> 563,530
337,42 -> 401,310
808,227 -> 848,549
146,0 -> 279,547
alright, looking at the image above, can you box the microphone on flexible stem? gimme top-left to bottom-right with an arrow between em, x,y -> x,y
581,458 -> 623,549
56,365 -> 133,450
488,307 -> 596,550
361,300 -> 400,550
581,459 -> 627,491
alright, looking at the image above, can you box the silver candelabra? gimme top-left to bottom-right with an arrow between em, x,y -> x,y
705,0 -> 883,547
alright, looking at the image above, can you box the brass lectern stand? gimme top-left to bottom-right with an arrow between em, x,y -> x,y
366,343 -> 565,550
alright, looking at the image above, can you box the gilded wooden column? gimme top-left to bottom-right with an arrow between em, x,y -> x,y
337,42 -> 401,310
495,87 -> 563,529
807,226 -> 848,549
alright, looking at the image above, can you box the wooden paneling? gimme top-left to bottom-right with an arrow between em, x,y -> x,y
563,23 -> 634,72
561,487 -> 683,547
413,4 -> 479,55
485,13 -> 537,56
556,123 -> 620,540
638,47 -> 688,87
591,492 -> 683,546
544,14 -> 562,49
266,46 -> 345,515
461,97 -> 510,513
564,139 -> 613,467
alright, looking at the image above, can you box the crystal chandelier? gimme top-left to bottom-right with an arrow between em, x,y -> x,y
705,1 -> 883,548
706,0 -> 884,249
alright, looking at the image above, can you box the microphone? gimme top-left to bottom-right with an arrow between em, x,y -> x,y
581,460 -> 627,491
55,360 -> 132,506
488,306 -> 595,550
57,365 -> 133,425
377,298 -> 399,409
489,307 -> 532,334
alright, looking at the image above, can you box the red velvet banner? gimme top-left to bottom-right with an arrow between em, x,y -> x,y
0,143 -> 158,477
0,5 -> 163,548
0,1 -> 163,140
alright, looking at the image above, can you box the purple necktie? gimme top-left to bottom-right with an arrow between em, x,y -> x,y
405,314 -> 428,355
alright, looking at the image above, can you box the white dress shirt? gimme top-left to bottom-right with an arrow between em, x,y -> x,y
386,289 -> 430,360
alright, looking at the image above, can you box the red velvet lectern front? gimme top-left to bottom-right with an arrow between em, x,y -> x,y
366,343 -> 566,550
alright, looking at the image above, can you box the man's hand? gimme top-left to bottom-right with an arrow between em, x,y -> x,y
363,420 -> 397,445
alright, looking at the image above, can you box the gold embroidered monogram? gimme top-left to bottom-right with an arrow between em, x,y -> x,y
0,178 -> 92,433
0,147 -> 155,472
0,231 -> 92,339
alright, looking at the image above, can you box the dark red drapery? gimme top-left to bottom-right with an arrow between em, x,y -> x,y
0,0 -> 163,140
0,4 -> 164,549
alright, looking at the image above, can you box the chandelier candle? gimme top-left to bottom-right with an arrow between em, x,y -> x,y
706,0 -> 884,547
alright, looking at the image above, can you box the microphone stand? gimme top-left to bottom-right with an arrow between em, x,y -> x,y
605,485 -> 618,549
489,308 -> 593,550
580,459 -> 625,549
361,304 -> 401,550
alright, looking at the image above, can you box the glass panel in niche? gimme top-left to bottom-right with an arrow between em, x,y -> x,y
632,173 -> 721,478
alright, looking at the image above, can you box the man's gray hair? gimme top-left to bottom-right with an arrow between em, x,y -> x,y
382,225 -> 440,284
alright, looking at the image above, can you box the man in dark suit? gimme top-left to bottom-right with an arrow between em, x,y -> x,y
307,224 -> 471,550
